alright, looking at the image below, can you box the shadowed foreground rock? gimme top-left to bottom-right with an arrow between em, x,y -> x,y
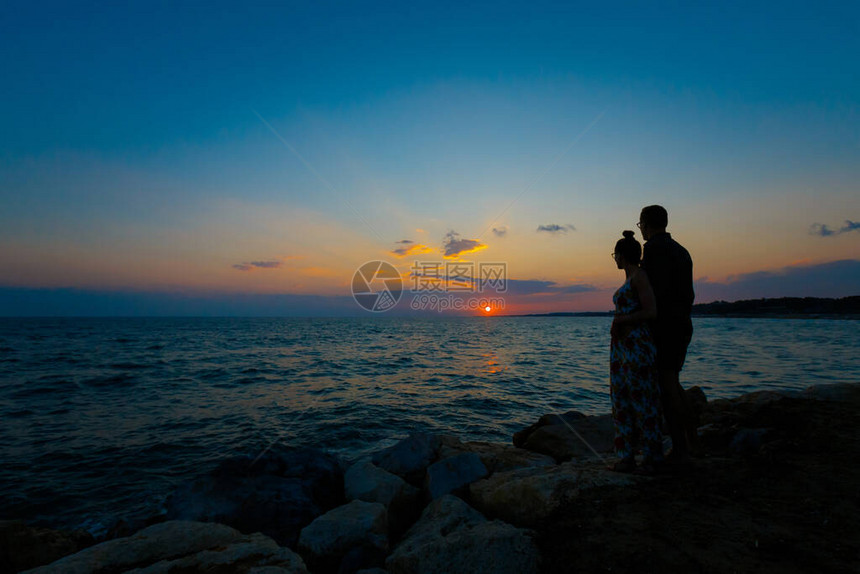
371,433 -> 442,486
16,383 -> 860,574
437,436 -> 557,474
344,461 -> 420,538
536,382 -> 860,573
21,521 -> 308,574
385,495 -> 539,574
0,520 -> 94,574
470,462 -> 636,527
297,500 -> 388,573
425,452 -> 488,500
513,411 -> 615,461
164,447 -> 343,547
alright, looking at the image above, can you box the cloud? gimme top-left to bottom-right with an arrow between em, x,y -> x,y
392,242 -> 433,257
503,278 -> 597,295
492,226 -> 508,237
405,273 -> 597,296
810,223 -> 835,237
810,220 -> 860,237
232,259 -> 284,271
695,259 -> 860,302
251,260 -> 282,268
557,283 -> 599,294
536,223 -> 575,234
442,231 -> 487,258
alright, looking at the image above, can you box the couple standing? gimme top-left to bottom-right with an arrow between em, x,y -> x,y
609,205 -> 696,474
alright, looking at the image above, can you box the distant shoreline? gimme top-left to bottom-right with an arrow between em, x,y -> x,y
504,313 -> 859,320
504,295 -> 860,319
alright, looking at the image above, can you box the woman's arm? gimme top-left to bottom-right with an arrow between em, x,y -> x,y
615,270 -> 657,326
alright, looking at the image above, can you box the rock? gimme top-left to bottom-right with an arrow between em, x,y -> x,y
801,382 -> 860,402
164,446 -> 343,547
729,428 -> 771,456
297,500 -> 388,573
523,425 -> 589,461
21,520 -> 308,574
372,433 -> 442,485
386,495 -> 539,574
345,461 -> 414,505
514,410 -> 603,439
686,385 -> 708,417
696,422 -> 737,452
734,390 -> 789,405
0,520 -> 94,573
701,390 -> 792,427
100,514 -> 166,542
437,437 -> 556,474
345,461 -> 420,538
125,533 -> 308,574
513,411 -> 587,447
425,453 -> 489,500
469,462 -> 637,527
527,418 -> 614,462
513,411 -> 614,462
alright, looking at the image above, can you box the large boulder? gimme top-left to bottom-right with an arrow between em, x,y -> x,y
21,521 -> 308,574
513,411 -> 614,462
436,436 -> 556,474
425,453 -> 489,500
164,447 -> 343,547
371,433 -> 442,485
469,462 -> 636,527
386,495 -> 539,574
344,461 -> 420,537
297,500 -> 388,573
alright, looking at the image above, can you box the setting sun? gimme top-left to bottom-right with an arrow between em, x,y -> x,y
484,306 -> 491,312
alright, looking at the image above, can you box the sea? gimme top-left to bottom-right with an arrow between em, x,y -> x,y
1,316 -> 858,536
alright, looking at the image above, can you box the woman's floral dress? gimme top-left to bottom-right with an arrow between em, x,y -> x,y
610,273 -> 663,462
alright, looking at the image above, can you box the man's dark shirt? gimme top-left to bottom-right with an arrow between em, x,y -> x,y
641,232 -> 694,322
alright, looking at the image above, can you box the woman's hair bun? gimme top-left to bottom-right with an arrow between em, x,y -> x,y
622,230 -> 635,239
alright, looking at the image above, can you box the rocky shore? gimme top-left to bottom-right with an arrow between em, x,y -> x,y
4,382 -> 859,574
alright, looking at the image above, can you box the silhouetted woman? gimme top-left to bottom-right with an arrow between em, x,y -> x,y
609,230 -> 663,473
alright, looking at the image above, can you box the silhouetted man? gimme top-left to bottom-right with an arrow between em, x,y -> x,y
638,205 -> 697,460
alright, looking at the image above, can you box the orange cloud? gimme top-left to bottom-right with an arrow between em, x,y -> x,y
442,231 -> 487,259
391,240 -> 434,257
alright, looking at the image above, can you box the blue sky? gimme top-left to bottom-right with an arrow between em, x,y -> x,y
1,1 -> 858,315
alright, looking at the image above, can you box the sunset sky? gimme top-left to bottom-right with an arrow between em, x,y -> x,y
1,1 -> 858,316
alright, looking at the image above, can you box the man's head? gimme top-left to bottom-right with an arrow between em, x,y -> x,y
638,204 -> 668,241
